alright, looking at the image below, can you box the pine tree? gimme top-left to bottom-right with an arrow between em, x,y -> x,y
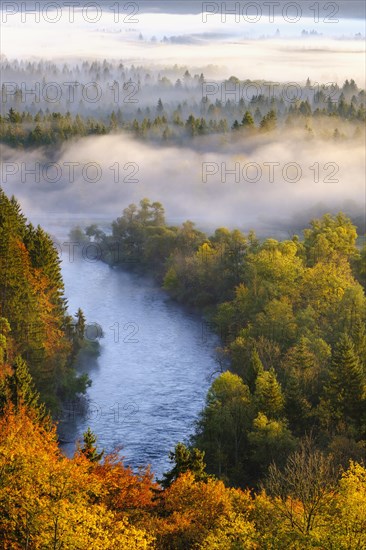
80,427 -> 104,462
159,442 -> 208,488
254,368 -> 285,419
241,110 -> 254,128
1,355 -> 50,427
284,368 -> 311,435
260,109 -> 277,131
156,98 -> 164,113
325,334 -> 365,427
1,188 -> 87,410
75,308 -> 86,340
24,224 -> 66,315
245,348 -> 263,392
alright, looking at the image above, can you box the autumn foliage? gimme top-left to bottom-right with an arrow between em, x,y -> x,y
0,402 -> 365,549
0,404 -> 154,549
1,192 -> 366,548
0,188 -> 90,411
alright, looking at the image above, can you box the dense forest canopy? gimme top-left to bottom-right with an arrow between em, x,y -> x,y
1,1 -> 365,546
0,187 -> 94,410
75,199 -> 366,485
0,190 -> 365,547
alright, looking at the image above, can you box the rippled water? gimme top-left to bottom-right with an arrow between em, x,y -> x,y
58,255 -> 218,478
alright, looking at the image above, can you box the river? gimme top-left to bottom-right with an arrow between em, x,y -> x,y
57,250 -> 219,479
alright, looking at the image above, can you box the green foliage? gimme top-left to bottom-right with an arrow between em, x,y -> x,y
2,77 -> 363,148
100,203 -> 365,486
322,333 -> 366,431
303,212 -> 358,265
159,442 -> 209,488
4,188 -> 364,492
194,372 -> 253,483
1,188 -> 366,545
0,187 -> 90,411
259,109 -> 277,131
241,110 -> 255,128
79,427 -> 104,463
254,369 -> 285,419
0,356 -> 50,428
248,413 -> 297,473
1,402 -> 365,550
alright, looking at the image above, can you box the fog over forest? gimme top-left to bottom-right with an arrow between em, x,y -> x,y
1,2 -> 366,547
1,127 -> 364,235
1,0 -> 365,234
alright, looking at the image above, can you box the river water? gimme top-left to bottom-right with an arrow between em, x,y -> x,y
57,253 -> 218,478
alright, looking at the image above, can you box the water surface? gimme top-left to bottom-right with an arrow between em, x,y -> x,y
58,254 -> 218,478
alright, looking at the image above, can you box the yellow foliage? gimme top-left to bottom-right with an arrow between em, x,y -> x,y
153,472 -> 256,549
0,405 -> 154,549
1,403 -> 365,550
324,461 -> 366,549
198,511 -> 258,549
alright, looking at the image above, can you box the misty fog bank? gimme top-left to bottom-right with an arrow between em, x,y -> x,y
1,130 -> 364,236
1,7 -> 365,84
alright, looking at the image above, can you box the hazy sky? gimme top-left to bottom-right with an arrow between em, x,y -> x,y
1,3 -> 365,82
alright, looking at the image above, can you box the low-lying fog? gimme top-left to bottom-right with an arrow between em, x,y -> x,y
1,129 -> 364,236
1,4 -> 364,235
1,6 -> 365,83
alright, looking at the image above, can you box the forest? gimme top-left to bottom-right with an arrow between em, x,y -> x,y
0,187 -> 96,411
1,0 -> 365,545
78,198 -> 366,485
1,189 -> 365,548
1,59 -> 365,147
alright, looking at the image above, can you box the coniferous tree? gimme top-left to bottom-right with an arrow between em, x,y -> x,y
259,109 -> 277,131
75,308 -> 86,340
324,334 -> 365,428
159,442 -> 208,489
239,348 -> 264,392
80,427 -> 104,462
0,356 -> 50,427
254,368 -> 285,419
241,110 -> 255,128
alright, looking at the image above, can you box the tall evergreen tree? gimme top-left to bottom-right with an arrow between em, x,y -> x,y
254,368 -> 285,419
241,110 -> 255,128
0,355 -> 50,427
325,334 -> 365,428
159,442 -> 208,489
80,427 -> 104,463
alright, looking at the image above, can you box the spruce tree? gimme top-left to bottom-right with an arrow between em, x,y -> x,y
245,348 -> 264,392
1,355 -> 50,427
241,110 -> 254,128
284,368 -> 311,435
80,427 -> 104,462
325,334 -> 365,427
159,442 -> 208,488
254,368 -> 285,419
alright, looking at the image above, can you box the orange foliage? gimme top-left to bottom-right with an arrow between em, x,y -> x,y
0,405 -> 154,549
31,267 -> 70,358
94,450 -> 159,513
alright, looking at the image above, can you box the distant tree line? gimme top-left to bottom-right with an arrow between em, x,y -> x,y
1,75 -> 364,147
